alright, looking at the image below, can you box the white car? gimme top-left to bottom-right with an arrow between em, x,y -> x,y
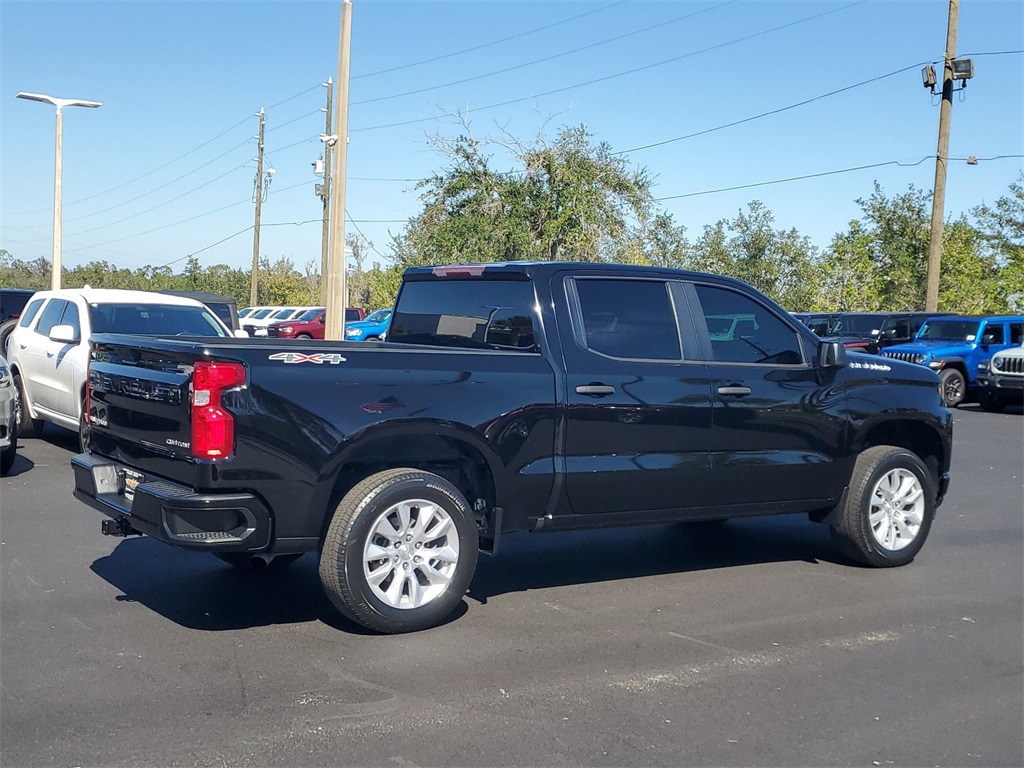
240,306 -> 309,336
7,288 -> 237,449
0,354 -> 16,474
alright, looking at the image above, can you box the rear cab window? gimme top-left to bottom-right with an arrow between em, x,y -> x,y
571,278 -> 682,361
389,276 -> 538,352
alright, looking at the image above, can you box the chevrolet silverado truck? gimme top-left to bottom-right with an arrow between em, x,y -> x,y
71,262 -> 953,633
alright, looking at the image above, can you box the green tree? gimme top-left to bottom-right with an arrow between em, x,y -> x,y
973,173 -> 1024,312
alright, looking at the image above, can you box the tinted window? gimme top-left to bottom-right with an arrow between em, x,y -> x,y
18,298 -> 45,328
88,304 -> 229,337
390,279 -> 538,351
296,308 -> 324,322
345,309 -> 362,322
35,299 -> 69,336
831,314 -> 882,334
572,279 -> 681,360
695,285 -> 803,365
1010,323 -> 1024,345
365,309 -> 392,324
60,302 -> 81,339
983,323 -> 1004,345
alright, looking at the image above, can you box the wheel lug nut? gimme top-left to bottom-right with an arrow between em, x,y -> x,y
415,542 -> 422,549
414,555 -> 421,563
393,556 -> 399,563
405,535 -> 413,542
403,562 -> 410,570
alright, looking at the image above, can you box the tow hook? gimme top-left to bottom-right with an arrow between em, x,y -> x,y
101,518 -> 140,537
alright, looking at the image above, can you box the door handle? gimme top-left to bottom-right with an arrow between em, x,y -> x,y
717,385 -> 751,396
576,384 -> 615,396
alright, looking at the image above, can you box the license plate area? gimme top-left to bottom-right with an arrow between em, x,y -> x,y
119,468 -> 144,503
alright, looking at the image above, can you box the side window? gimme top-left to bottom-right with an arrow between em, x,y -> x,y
60,302 -> 81,339
694,285 -> 804,365
35,300 -> 68,337
890,318 -> 911,339
18,298 -> 45,328
574,279 -> 681,361
1010,323 -> 1023,345
984,323 -> 1004,345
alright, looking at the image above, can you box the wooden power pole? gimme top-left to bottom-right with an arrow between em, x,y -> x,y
319,79 -> 334,305
250,107 -> 266,308
325,0 -> 352,341
925,0 -> 960,312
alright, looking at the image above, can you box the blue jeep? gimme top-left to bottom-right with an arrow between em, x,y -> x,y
882,315 -> 1024,407
343,308 -> 392,342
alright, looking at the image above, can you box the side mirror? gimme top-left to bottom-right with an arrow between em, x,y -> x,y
818,340 -> 848,368
49,324 -> 79,344
981,333 -> 995,347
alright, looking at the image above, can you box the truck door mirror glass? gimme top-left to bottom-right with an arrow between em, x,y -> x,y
818,340 -> 848,368
49,324 -> 79,344
981,333 -> 995,347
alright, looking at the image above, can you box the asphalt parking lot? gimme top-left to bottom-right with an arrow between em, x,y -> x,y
1,404 -> 1022,767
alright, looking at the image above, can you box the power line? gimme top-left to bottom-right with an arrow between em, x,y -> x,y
351,1 -> 738,106
352,1 -> 628,79
619,62 -> 927,155
352,0 -> 868,133
655,156 -> 943,201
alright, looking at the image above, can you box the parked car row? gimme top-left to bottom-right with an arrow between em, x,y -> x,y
792,310 -> 1024,408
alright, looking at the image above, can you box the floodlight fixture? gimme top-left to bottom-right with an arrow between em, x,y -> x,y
921,65 -> 937,91
951,58 -> 974,80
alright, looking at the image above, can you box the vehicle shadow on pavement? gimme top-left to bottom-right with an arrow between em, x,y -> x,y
89,515 -> 839,633
468,514 -> 842,603
1,452 -> 35,476
89,538 -> 378,634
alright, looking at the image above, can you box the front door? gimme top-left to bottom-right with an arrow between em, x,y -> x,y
689,283 -> 845,511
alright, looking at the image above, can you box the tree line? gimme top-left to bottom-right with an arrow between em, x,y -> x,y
2,126 -> 1022,315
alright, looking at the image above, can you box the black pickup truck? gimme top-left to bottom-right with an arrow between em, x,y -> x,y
71,262 -> 952,633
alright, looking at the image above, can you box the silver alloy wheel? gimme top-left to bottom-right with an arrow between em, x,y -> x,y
363,498 -> 460,609
868,468 -> 924,551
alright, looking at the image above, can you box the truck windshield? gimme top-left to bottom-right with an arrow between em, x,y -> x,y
365,309 -> 392,324
295,308 -> 324,322
89,304 -> 229,337
917,320 -> 980,342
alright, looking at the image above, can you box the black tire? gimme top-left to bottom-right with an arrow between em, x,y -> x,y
319,468 -> 479,634
214,552 -> 303,570
0,434 -> 16,475
830,445 -> 935,568
295,333 -> 312,340
13,373 -> 43,438
976,390 -> 1006,413
0,319 -> 16,357
939,368 -> 965,408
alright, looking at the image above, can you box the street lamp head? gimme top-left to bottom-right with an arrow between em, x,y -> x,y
17,92 -> 102,109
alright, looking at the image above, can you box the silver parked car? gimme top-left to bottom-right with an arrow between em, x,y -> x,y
0,354 -> 17,474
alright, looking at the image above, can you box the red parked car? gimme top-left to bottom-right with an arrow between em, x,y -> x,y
266,307 -> 365,340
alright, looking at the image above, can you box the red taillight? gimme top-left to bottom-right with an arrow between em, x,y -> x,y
191,361 -> 246,459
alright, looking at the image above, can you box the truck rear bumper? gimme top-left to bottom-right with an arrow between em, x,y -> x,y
71,452 -> 272,552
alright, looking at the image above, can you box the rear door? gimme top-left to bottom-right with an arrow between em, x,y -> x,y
689,282 -> 843,510
21,298 -> 72,413
556,273 -> 714,515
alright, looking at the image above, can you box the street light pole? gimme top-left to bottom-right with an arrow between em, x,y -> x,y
16,92 -> 102,291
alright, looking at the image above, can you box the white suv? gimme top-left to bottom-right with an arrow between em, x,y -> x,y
7,288 -> 236,449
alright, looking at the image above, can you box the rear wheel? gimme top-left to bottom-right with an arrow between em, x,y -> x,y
939,368 -> 965,408
319,468 -> 479,633
13,373 -> 43,438
830,445 -> 934,567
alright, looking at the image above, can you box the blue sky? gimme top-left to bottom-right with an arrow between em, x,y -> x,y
1,0 -> 1021,276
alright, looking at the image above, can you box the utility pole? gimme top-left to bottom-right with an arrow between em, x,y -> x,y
325,0 -> 352,341
319,78 -> 334,305
925,0 -> 960,312
250,108 -> 266,308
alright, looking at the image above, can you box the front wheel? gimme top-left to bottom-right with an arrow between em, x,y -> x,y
830,445 -> 934,567
0,434 -> 16,475
939,368 -> 965,408
319,468 -> 479,633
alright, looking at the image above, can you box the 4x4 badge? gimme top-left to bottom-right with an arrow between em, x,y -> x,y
268,352 -> 346,365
